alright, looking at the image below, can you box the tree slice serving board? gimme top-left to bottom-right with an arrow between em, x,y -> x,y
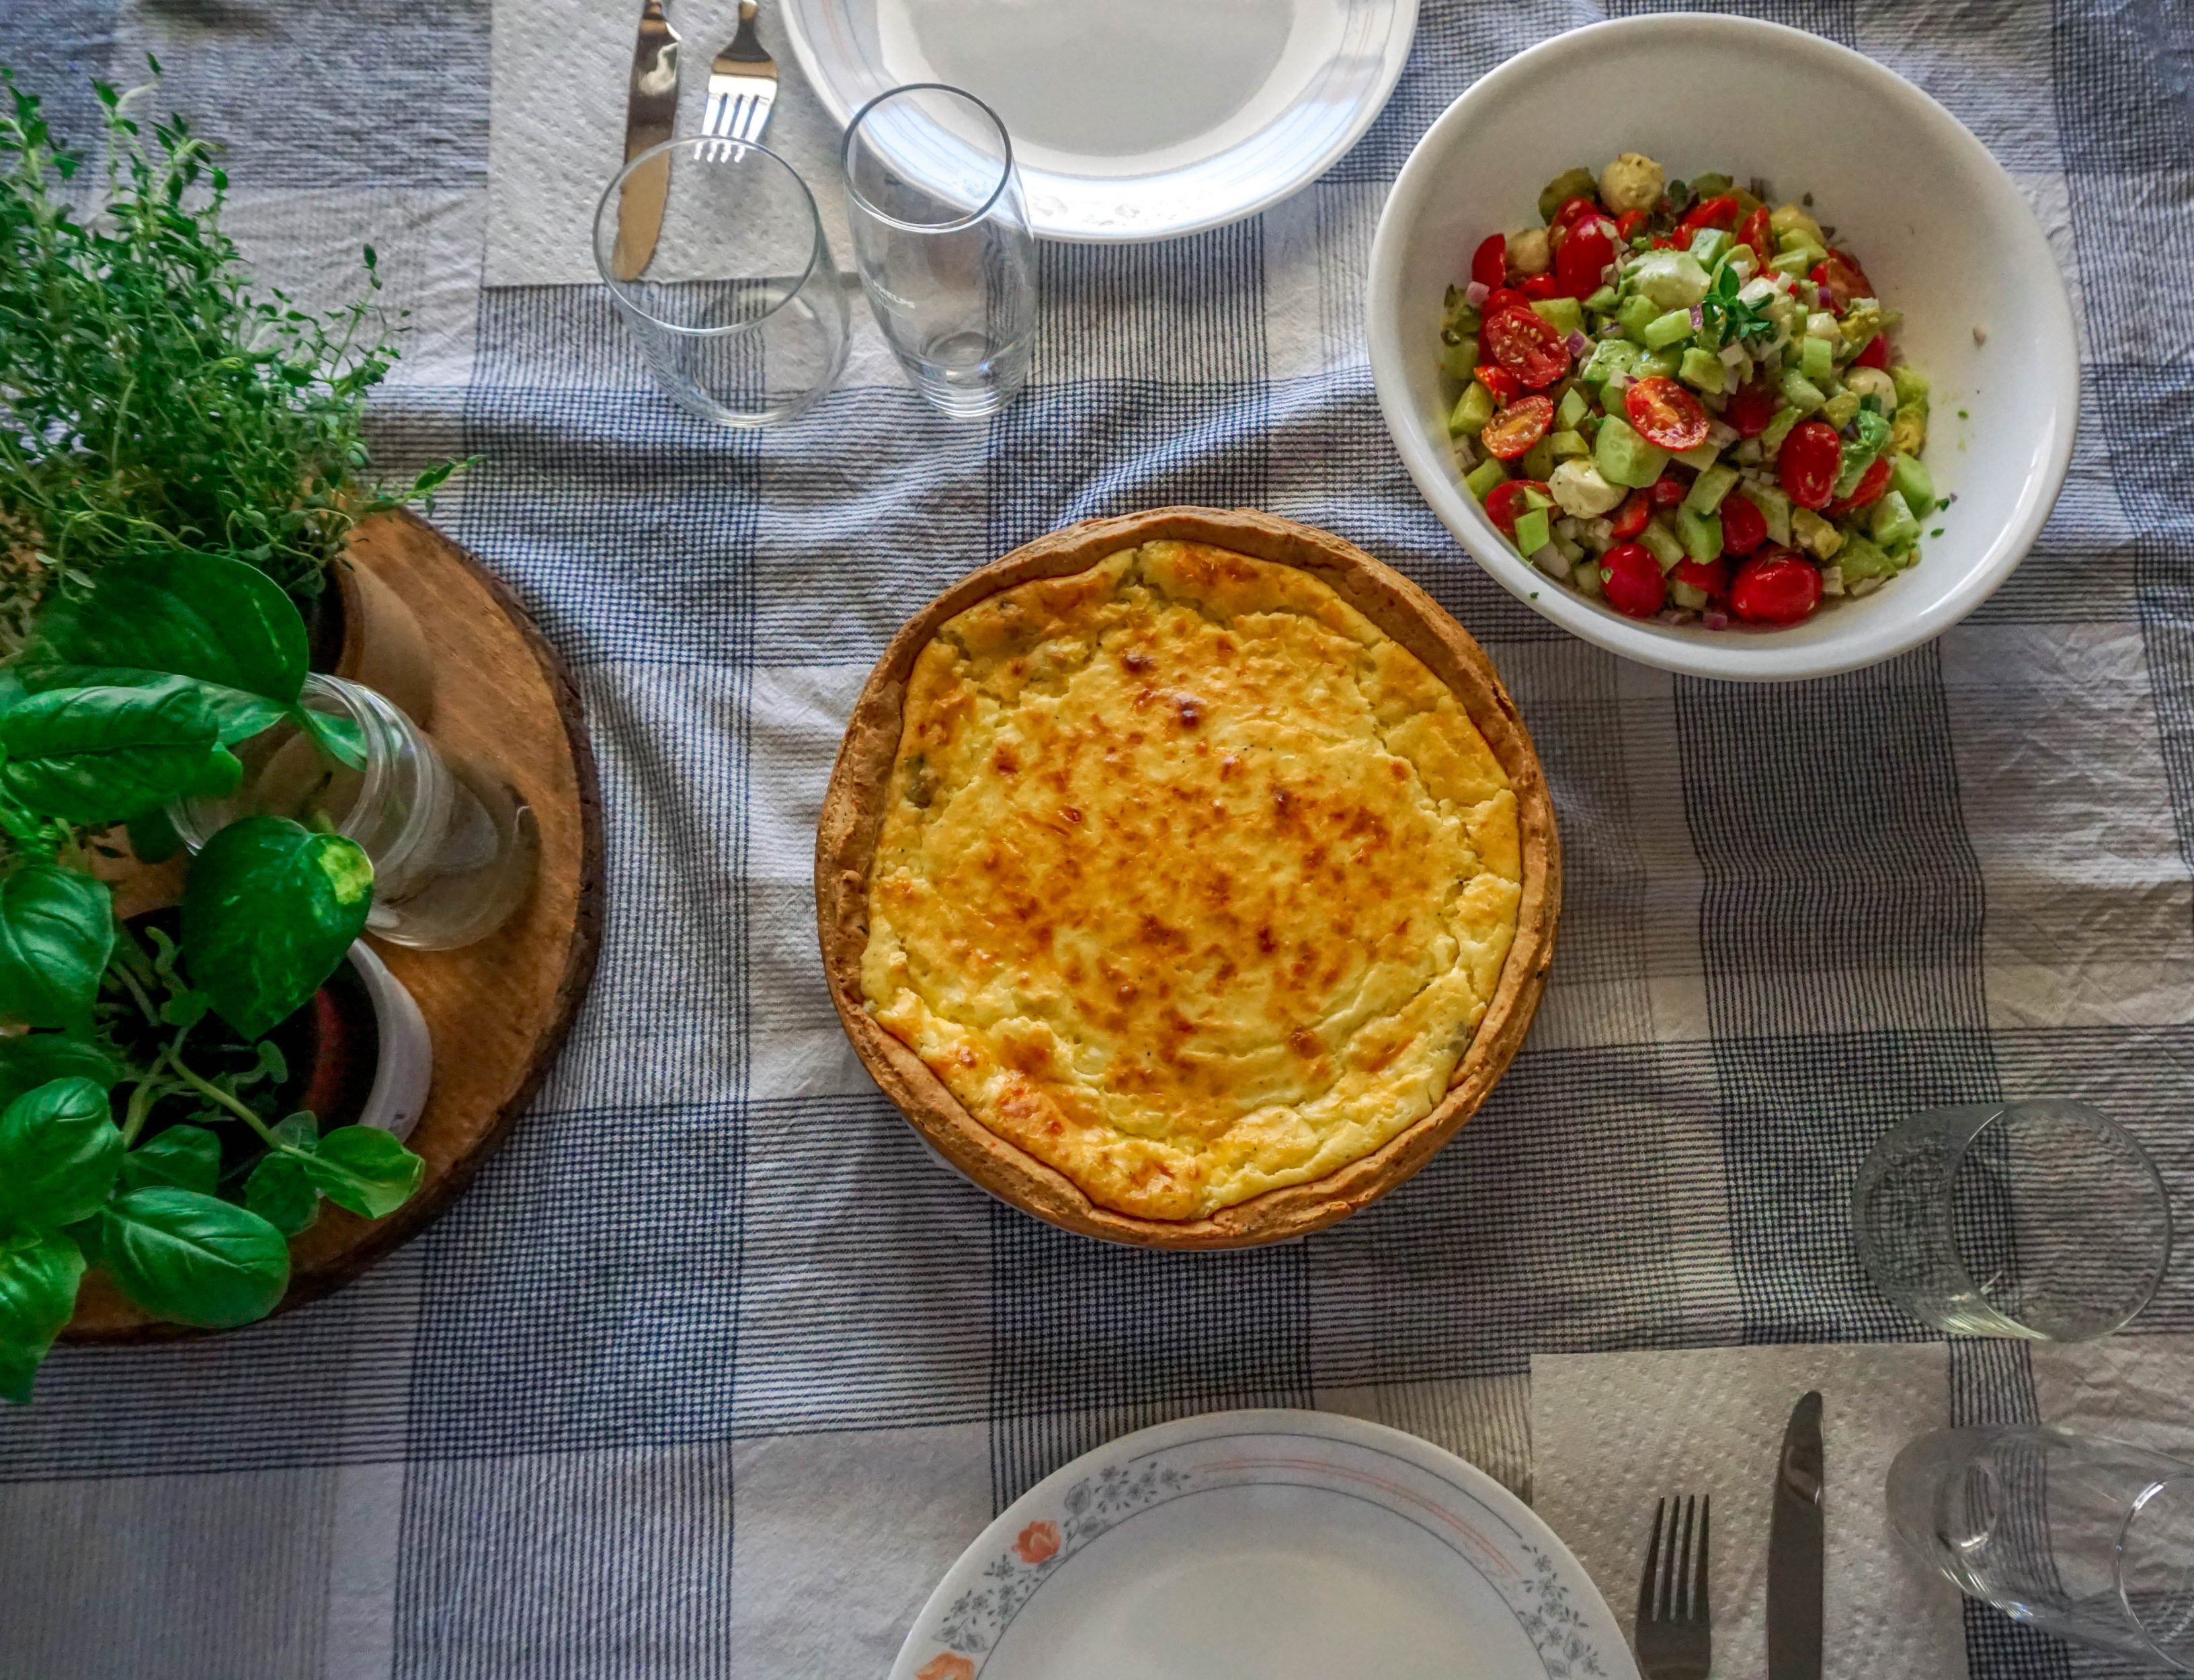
65,509 -> 604,1341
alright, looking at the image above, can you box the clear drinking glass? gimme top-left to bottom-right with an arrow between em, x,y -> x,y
1851,1100 -> 2172,1340
841,83 -> 1037,417
1888,1426 -> 2194,1670
169,675 -> 538,951
593,136 -> 850,427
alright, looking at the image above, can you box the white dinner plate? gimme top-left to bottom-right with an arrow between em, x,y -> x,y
891,1408 -> 1637,1680
781,0 -> 1418,241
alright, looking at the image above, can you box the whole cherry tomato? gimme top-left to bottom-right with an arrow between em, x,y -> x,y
1730,550 -> 1824,625
1483,286 -> 1530,318
1609,491 -> 1652,540
1600,541 -> 1668,620
1725,379 -> 1781,438
1552,194 -> 1602,230
1852,333 -> 1892,371
1650,473 -> 1689,509
1480,393 -> 1556,461
1519,272 -> 1561,301
1671,556 -> 1730,596
1738,204 -> 1773,263
1481,307 -> 1572,389
1677,193 -> 1742,239
1471,233 -> 1507,292
1779,419 -> 1843,510
1826,455 -> 1894,518
1484,479 -> 1553,538
1472,364 -> 1522,404
1719,492 -> 1769,557
1556,214 -> 1621,299
1615,209 -> 1650,243
1625,376 -> 1712,451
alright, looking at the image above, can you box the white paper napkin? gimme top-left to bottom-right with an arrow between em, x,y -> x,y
1530,1344 -> 1967,1680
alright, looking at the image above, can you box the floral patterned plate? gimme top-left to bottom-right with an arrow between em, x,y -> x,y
892,1408 -> 1636,1680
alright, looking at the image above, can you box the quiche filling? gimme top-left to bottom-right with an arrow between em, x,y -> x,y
859,541 -> 1522,1220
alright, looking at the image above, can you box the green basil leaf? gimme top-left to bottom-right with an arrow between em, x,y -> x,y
15,666 -> 290,747
0,682 -> 222,823
120,1125 -> 222,1196
0,1037 -> 121,1111
126,803 -> 185,865
301,1125 -> 423,1219
270,1112 -> 318,1150
0,1229 -> 85,1404
95,1187 -> 290,1328
243,1150 -> 319,1236
180,815 -> 372,1039
299,708 -> 367,772
0,1077 -> 122,1228
0,865 -> 114,1033
30,551 -> 309,709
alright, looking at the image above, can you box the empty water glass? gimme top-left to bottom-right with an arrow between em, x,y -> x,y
841,83 -> 1037,417
593,136 -> 849,427
1887,1425 -> 2194,1670
1851,1100 -> 2171,1341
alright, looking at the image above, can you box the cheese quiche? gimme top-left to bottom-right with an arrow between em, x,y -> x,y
838,519 -> 1543,1229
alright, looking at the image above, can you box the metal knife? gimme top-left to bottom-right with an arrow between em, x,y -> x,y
1766,1390 -> 1826,1680
610,0 -> 682,282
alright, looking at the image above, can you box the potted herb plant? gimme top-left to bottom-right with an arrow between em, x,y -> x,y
0,541 -> 430,1402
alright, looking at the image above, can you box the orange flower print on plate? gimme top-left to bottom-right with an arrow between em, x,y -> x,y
1013,1520 -> 1061,1565
917,1656 -> 975,1680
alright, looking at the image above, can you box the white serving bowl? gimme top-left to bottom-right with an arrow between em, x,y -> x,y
1367,14 -> 2078,682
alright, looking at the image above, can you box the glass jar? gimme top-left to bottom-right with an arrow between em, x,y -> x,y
170,674 -> 538,950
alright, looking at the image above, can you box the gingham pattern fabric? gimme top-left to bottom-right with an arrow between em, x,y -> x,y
1,2 -> 2190,1676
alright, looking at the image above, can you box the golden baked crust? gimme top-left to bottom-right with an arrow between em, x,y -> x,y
856,538 -> 1522,1220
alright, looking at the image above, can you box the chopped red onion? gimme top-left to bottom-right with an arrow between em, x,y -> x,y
1703,608 -> 1732,631
1718,342 -> 1747,366
1563,329 -> 1592,357
1465,280 -> 1490,307
1689,304 -> 1705,330
1607,372 -> 1633,395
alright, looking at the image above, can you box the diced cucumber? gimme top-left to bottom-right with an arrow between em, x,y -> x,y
1821,389 -> 1861,429
1768,248 -> 1821,278
1512,508 -> 1552,555
1685,463 -> 1740,514
1639,516 -> 1687,571
1520,488 -> 1553,511
1549,429 -> 1590,460
1555,386 -> 1590,430
1688,228 -> 1732,269
1676,505 -> 1724,564
1449,383 -> 1495,436
1642,308 -> 1695,350
1889,452 -> 1935,518
1520,437 -> 1557,483
1668,579 -> 1711,611
1678,346 -> 1727,394
1760,406 -> 1803,452
1674,441 -> 1722,471
1637,348 -> 1683,379
1583,284 -> 1620,313
1779,368 -> 1827,413
1749,480 -> 1795,546
1617,294 -> 1663,344
1441,338 -> 1480,381
1582,337 -> 1643,387
1837,533 -> 1898,580
1870,489 -> 1921,549
1800,334 -> 1834,383
1531,296 -> 1584,336
1594,414 -> 1671,489
1464,458 -> 1508,502
1572,557 -> 1604,597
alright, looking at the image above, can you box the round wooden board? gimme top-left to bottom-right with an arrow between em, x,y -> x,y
66,509 -> 604,1341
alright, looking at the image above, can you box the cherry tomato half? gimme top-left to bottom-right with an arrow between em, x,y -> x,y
1812,249 -> 1875,313
1552,194 -> 1602,230
1600,542 -> 1668,620
1719,492 -> 1769,557
1738,204 -> 1773,264
1725,379 -> 1781,439
1472,364 -> 1522,404
1625,376 -> 1711,452
1471,233 -> 1507,292
1481,307 -> 1572,390
1481,393 -> 1555,461
1615,209 -> 1650,243
1678,193 -> 1742,238
1650,473 -> 1689,509
1556,214 -> 1621,299
1609,492 -> 1652,541
1779,419 -> 1843,510
1483,286 -> 1530,318
1519,272 -> 1561,301
1484,478 -> 1553,538
1671,557 -> 1730,596
1853,332 -> 1892,372
1826,455 -> 1894,519
1730,550 -> 1824,625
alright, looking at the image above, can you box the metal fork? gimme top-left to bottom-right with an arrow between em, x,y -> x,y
702,0 -> 778,157
1635,1494 -> 1711,1680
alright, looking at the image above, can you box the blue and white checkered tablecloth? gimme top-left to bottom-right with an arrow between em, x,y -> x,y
3,2 -> 2192,1676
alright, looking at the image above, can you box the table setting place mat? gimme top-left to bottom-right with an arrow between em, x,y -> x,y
4,1 -> 2194,1679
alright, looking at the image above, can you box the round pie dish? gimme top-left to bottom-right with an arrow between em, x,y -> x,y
815,507 -> 1560,1248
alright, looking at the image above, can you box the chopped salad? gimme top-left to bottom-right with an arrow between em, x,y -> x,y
1438,153 -> 1937,629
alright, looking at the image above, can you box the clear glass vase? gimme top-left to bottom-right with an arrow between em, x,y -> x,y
170,674 -> 538,950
